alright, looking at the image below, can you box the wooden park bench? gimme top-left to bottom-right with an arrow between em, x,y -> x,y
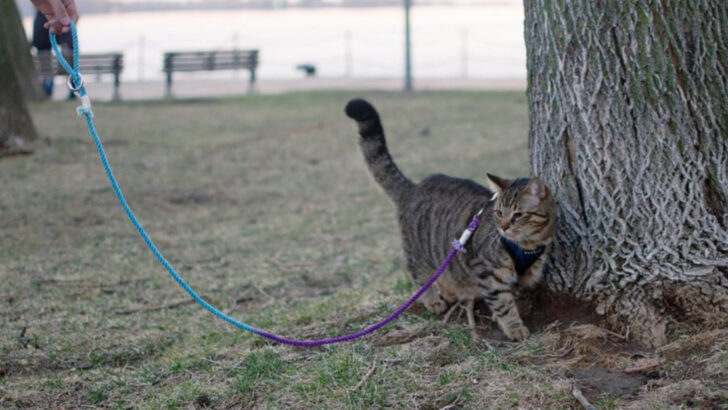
34,51 -> 124,101
162,49 -> 259,97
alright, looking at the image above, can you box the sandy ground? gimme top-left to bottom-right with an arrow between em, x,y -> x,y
49,77 -> 527,101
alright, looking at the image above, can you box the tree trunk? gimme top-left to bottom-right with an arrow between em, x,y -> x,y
2,0 -> 43,101
524,0 -> 728,347
0,0 -> 39,155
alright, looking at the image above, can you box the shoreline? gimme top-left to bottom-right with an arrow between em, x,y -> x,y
48,77 -> 527,101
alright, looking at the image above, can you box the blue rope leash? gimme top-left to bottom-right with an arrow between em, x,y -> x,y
50,24 -> 260,335
49,23 -> 481,346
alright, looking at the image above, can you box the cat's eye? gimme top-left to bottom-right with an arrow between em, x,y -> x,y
512,212 -> 523,219
495,210 -> 503,218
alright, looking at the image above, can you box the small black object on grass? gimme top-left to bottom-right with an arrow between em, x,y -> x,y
296,64 -> 317,77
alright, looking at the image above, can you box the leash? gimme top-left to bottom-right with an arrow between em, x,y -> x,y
49,23 -> 483,346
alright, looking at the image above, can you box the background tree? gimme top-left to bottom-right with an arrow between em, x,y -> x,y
6,0 -> 44,100
1,0 -> 39,156
524,0 -> 728,346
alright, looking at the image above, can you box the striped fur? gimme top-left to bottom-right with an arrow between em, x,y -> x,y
346,99 -> 557,341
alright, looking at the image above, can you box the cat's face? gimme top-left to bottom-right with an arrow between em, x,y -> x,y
487,174 -> 556,243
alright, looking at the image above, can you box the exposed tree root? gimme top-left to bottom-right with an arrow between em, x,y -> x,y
597,279 -> 728,348
624,357 -> 666,374
0,136 -> 33,158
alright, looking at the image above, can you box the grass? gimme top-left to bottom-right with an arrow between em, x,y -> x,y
1,90 -> 726,408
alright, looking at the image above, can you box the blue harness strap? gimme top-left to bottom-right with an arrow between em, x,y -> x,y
500,237 -> 545,275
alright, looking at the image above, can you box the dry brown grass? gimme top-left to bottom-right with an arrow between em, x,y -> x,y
1,91 -> 726,409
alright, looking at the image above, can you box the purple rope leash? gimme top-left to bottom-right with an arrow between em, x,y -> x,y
250,214 -> 480,346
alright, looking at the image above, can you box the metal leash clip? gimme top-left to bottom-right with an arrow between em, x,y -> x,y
66,74 -> 94,118
66,73 -> 85,93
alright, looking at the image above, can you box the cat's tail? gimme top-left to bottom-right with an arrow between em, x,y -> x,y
345,98 -> 414,202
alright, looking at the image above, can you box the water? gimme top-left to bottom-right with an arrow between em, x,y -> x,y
25,5 -> 526,82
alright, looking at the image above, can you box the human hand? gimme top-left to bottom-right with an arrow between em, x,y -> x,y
30,0 -> 79,34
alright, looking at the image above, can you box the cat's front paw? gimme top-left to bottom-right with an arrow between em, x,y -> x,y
424,296 -> 450,316
503,324 -> 530,341
423,295 -> 450,316
418,288 -> 451,316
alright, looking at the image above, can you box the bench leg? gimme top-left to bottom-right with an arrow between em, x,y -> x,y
112,72 -> 120,102
165,70 -> 173,98
248,68 -> 256,95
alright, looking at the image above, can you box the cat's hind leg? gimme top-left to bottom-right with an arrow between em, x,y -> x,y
465,298 -> 477,339
408,261 -> 450,315
440,299 -> 478,339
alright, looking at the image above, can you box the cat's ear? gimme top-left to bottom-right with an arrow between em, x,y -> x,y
527,177 -> 548,199
487,173 -> 510,193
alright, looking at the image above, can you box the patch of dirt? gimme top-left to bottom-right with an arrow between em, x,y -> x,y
162,189 -> 245,207
623,379 -> 706,410
570,366 -> 647,398
0,354 -> 84,377
659,328 -> 728,360
525,288 -> 603,331
194,393 -> 213,408
460,289 -> 605,341
424,289 -> 663,404
373,323 -> 431,347
102,138 -> 129,147
167,193 -> 216,206
0,341 -> 168,377
70,212 -> 104,227
399,335 -> 455,366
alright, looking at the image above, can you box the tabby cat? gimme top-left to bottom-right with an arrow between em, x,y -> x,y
344,98 -> 556,341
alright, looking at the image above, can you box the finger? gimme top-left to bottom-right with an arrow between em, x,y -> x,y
48,0 -> 69,20
62,0 -> 80,22
44,19 -> 63,35
44,20 -> 59,34
47,0 -> 71,31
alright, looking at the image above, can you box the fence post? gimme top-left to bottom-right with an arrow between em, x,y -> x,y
404,0 -> 413,92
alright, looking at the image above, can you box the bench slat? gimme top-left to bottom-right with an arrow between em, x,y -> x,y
165,61 -> 256,67
165,57 -> 257,63
166,50 -> 257,55
163,49 -> 259,97
32,52 -> 124,101
165,57 -> 257,62
34,52 -> 124,75
164,50 -> 259,71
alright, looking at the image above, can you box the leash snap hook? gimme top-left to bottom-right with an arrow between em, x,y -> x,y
66,73 -> 85,93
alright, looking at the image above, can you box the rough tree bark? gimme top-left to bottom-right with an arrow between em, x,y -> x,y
2,0 -> 44,100
524,0 -> 728,347
1,0 -> 39,155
